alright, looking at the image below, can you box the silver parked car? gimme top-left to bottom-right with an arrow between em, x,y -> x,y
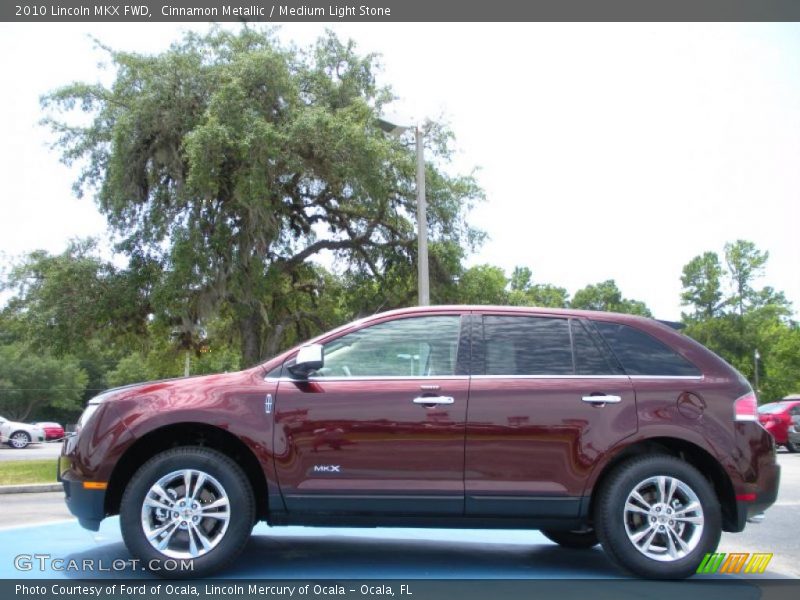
789,409 -> 800,451
0,416 -> 46,449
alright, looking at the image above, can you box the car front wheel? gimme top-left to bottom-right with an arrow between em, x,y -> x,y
8,431 -> 31,449
785,441 -> 798,453
120,446 -> 254,578
594,455 -> 721,579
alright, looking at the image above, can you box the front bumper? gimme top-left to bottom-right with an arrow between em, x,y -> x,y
60,475 -> 106,531
58,439 -> 106,531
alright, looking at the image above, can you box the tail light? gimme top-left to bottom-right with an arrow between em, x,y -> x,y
734,392 -> 758,422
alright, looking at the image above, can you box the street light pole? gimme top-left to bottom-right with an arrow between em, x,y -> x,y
754,349 -> 760,397
415,125 -> 429,306
377,117 -> 430,306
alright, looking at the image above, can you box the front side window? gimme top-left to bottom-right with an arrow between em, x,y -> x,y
483,316 -> 573,376
316,316 -> 462,378
594,321 -> 701,377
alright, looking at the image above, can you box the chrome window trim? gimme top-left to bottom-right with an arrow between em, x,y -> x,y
266,374 -> 705,382
470,374 -> 704,381
471,374 -> 630,380
274,375 -> 469,383
628,375 -> 705,380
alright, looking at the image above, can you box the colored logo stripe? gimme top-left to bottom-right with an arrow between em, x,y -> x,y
696,552 -> 772,574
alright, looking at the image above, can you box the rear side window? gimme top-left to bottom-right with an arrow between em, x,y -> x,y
484,316 -> 573,375
571,319 -> 620,375
594,321 -> 701,377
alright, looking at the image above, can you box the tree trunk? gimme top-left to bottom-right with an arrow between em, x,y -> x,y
264,323 -> 286,359
238,309 -> 263,368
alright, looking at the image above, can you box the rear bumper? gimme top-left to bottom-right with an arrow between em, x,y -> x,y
760,423 -> 787,444
737,463 -> 780,527
725,422 -> 781,532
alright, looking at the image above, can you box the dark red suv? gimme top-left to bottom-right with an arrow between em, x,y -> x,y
59,306 -> 779,579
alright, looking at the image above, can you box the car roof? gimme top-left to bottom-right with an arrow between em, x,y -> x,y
372,304 -> 656,324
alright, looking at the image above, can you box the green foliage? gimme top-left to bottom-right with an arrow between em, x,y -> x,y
507,267 -> 570,308
725,240 -> 769,317
1,239 -> 149,356
762,326 -> 800,401
0,344 -> 88,421
457,265 -> 508,305
42,27 -> 483,365
571,280 -> 652,316
681,252 -> 724,318
680,240 -> 797,401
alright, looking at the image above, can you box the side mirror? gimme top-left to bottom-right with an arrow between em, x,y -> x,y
288,343 -> 324,379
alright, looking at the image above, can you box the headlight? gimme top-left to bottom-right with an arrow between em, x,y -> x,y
75,401 -> 101,435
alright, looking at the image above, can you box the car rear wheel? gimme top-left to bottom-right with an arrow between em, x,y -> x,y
541,528 -> 599,549
785,441 -> 798,453
120,446 -> 254,578
8,431 -> 31,449
594,454 -> 721,579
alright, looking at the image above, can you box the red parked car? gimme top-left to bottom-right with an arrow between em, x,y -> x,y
758,397 -> 800,452
33,422 -> 65,441
59,306 -> 779,579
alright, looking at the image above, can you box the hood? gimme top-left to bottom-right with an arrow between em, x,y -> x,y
89,370 -> 250,405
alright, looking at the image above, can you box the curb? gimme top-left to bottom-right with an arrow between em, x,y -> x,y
0,483 -> 62,494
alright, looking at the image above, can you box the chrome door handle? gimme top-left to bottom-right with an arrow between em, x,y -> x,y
413,396 -> 455,405
582,395 -> 622,404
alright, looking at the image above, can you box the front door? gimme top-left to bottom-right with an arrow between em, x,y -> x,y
274,313 -> 469,515
465,314 -> 637,518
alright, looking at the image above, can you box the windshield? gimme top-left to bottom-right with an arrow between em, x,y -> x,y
758,403 -> 786,414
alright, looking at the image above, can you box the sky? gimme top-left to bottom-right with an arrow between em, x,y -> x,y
0,22 -> 798,321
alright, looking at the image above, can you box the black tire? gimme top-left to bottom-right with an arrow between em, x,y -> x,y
785,441 -> 798,453
594,454 -> 721,579
8,431 -> 31,449
541,528 -> 599,549
120,446 -> 254,578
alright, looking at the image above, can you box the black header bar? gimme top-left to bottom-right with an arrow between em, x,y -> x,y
5,0 -> 800,22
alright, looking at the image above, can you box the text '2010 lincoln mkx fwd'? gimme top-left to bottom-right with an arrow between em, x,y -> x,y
59,306 -> 780,579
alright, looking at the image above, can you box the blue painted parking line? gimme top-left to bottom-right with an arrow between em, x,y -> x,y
0,519 -> 621,579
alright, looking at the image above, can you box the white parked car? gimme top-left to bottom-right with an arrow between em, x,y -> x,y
0,416 -> 46,449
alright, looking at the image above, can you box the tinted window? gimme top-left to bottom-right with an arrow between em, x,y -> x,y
571,319 -> 618,375
484,316 -> 573,375
758,403 -> 787,415
594,322 -> 701,377
318,316 -> 461,377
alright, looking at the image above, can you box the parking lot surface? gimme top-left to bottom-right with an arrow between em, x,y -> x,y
0,452 -> 797,579
0,442 -> 62,462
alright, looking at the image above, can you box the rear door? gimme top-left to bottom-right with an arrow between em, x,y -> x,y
465,313 -> 637,518
274,313 -> 470,516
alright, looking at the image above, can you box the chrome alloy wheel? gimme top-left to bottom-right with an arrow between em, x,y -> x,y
9,432 -> 30,449
623,475 -> 704,562
140,469 -> 231,559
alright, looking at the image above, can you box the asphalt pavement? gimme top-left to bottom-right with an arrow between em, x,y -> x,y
0,450 -> 796,579
718,449 -> 800,577
0,441 -> 62,462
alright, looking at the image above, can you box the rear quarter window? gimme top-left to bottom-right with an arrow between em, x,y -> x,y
593,321 -> 701,377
